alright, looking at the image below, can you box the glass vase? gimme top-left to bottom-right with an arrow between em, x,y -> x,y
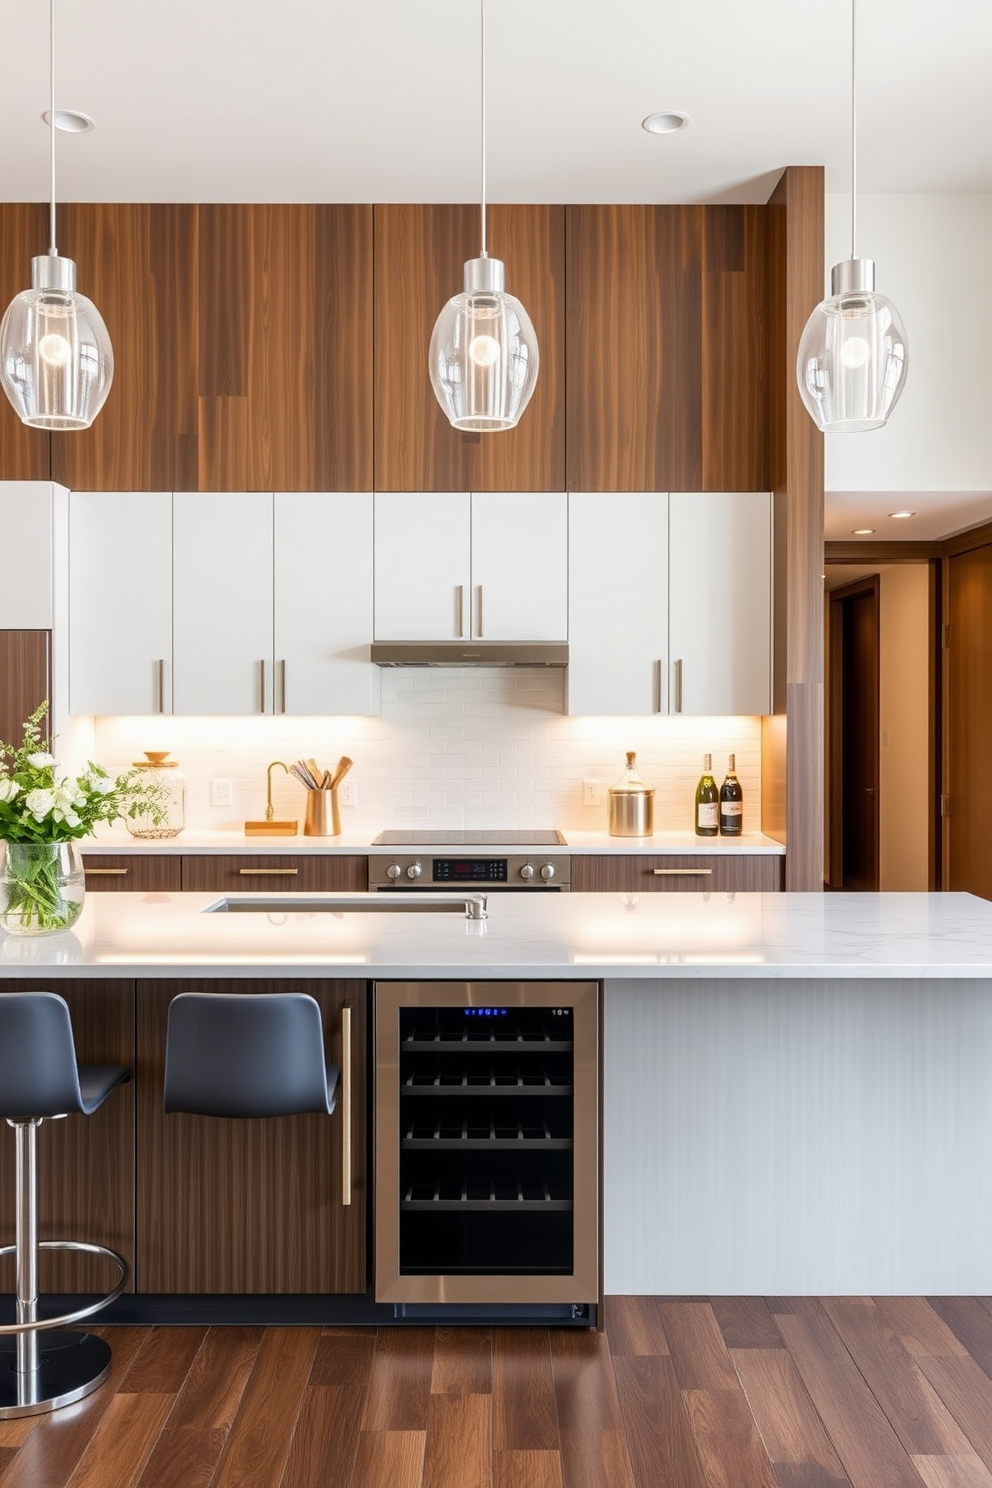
0,842 -> 86,937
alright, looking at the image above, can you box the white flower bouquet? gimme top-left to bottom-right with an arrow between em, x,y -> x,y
0,702 -> 168,933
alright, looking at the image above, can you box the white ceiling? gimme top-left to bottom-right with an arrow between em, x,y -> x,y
1,0 -> 990,206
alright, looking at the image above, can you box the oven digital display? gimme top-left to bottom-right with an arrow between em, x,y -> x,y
433,857 -> 508,882
464,1008 -> 508,1018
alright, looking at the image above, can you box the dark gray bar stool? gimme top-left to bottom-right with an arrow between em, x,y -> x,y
164,992 -> 339,1117
0,992 -> 131,1420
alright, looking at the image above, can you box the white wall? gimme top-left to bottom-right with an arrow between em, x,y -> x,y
89,671 -> 763,837
824,192 -> 992,494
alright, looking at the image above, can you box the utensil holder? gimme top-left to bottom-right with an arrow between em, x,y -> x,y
303,789 -> 341,838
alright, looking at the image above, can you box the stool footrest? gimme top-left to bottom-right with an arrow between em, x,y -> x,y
0,1241 -> 128,1333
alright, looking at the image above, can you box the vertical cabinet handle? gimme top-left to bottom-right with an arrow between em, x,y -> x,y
259,658 -> 267,715
674,658 -> 684,714
157,658 -> 166,715
476,585 -> 484,638
279,658 -> 287,715
654,660 -> 663,714
341,1004 -> 353,1207
456,585 -> 465,638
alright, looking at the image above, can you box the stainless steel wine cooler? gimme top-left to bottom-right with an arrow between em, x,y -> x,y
374,981 -> 600,1308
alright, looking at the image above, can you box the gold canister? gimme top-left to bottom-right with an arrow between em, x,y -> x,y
608,751 -> 655,837
303,789 -> 342,837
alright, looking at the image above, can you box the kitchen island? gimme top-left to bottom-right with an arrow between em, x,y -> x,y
2,888 -> 992,1304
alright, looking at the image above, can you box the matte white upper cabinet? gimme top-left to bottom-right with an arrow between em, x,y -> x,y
69,491 -> 174,716
373,492 -> 568,642
0,482 -> 54,629
568,491 -> 772,717
68,491 -> 378,716
567,492 -> 669,716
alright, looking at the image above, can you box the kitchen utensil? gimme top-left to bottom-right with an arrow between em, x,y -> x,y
330,756 -> 353,790
608,751 -> 655,837
303,789 -> 341,837
293,761 -> 319,790
305,758 -> 323,788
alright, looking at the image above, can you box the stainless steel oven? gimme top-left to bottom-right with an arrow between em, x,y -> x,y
368,830 -> 571,892
374,980 -> 599,1309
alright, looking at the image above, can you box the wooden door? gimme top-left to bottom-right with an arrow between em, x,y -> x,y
68,491 -> 174,715
470,491 -> 567,641
373,491 -> 471,640
828,577 -> 880,891
0,630 -> 49,749
172,491 -> 273,713
0,205 -> 51,481
373,204 -> 565,492
567,491 -> 669,716
946,544 -> 992,899
136,978 -> 366,1293
274,491 -> 378,715
668,491 -> 772,715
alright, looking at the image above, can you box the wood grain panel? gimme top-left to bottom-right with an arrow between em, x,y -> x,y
210,1327 -> 319,1488
63,1390 -> 173,1488
164,1327 -> 264,1431
179,853 -> 367,892
0,203 -> 51,480
421,1393 -> 492,1488
566,205 -> 769,492
710,1296 -> 784,1351
135,1428 -> 229,1488
945,546 -> 992,899
825,542 -> 941,564
911,1354 -> 992,1473
570,854 -> 784,893
373,204 -> 565,492
0,979 -> 135,1292
280,1384 -> 368,1488
135,978 -> 366,1293
612,1354 -> 709,1488
431,1328 -> 492,1396
604,1295 -> 669,1357
659,1302 -> 739,1392
53,205 -> 198,493
361,1329 -> 436,1431
82,854 -> 181,892
0,629 -> 50,751
731,1347 -> 854,1487
683,1387 -> 780,1488
493,1329 -> 558,1452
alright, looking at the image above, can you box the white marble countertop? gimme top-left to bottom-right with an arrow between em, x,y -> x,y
3,889 -> 991,980
80,829 -> 785,857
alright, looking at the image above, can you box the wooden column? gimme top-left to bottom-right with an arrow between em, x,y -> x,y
762,167 -> 825,891
0,204 -> 52,481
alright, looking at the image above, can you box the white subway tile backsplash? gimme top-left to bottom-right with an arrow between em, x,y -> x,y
91,669 -> 764,835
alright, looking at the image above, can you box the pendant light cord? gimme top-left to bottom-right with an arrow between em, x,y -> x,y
479,0 -> 487,258
48,0 -> 58,256
850,0 -> 857,261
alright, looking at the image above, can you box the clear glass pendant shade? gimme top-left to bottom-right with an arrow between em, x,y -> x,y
0,258 -> 114,430
429,258 -> 539,432
797,261 -> 908,433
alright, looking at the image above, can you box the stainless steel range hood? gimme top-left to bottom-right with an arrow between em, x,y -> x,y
371,641 -> 568,667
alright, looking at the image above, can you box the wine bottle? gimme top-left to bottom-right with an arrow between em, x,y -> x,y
720,753 -> 743,836
694,753 -> 719,837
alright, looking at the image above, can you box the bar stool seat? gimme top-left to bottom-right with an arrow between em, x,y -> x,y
0,992 -> 131,1420
163,991 -> 339,1118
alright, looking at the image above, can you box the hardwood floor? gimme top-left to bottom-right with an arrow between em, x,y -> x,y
2,1298 -> 992,1487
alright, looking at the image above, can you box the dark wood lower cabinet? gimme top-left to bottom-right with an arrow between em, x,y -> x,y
0,630 -> 50,749
0,980 -> 135,1293
180,854 -> 368,892
82,853 -> 182,891
136,978 -> 367,1294
571,853 -> 784,892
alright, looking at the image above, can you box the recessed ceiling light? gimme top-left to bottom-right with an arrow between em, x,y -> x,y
888,510 -> 916,519
642,112 -> 690,135
42,109 -> 95,134
852,528 -> 875,535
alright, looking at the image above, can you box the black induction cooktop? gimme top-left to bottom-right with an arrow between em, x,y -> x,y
372,829 -> 565,848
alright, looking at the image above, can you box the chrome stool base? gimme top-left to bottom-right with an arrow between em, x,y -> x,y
0,1329 -> 112,1419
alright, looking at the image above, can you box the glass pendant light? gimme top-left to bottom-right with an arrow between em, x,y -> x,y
0,0 -> 113,430
429,0 -> 539,432
796,0 -> 907,433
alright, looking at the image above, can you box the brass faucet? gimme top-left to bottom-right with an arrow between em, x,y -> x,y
266,760 -> 290,821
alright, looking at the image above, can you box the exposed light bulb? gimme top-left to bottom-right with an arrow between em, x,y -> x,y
469,334 -> 500,367
38,331 -> 72,367
840,336 -> 870,369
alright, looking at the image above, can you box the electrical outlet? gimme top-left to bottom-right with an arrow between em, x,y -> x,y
210,778 -> 233,808
583,778 -> 603,807
339,780 -> 357,807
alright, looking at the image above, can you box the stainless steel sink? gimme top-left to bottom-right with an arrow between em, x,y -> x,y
204,892 -> 488,920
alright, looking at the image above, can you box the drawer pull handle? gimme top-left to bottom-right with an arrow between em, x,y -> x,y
652,867 -> 713,876
341,1005 -> 353,1207
238,867 -> 299,877
85,867 -> 129,876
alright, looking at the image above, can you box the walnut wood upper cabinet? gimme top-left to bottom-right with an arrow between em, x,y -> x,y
565,205 -> 768,492
571,854 -> 784,892
0,205 -> 51,480
373,205 -> 565,492
0,631 -> 50,749
136,977 -> 367,1293
373,490 -> 568,642
50,204 -> 373,493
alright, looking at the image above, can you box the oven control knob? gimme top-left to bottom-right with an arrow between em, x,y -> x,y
386,862 -> 402,880
406,861 -> 423,880
540,862 -> 556,881
519,863 -> 535,880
